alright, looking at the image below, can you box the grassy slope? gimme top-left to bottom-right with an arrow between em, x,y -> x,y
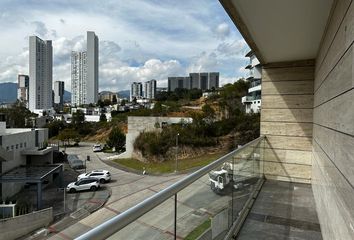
112,151 -> 227,174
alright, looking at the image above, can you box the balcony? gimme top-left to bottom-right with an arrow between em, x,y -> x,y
242,95 -> 261,103
73,136 -> 321,240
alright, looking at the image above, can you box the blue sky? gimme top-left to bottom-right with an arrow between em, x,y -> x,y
0,0 -> 249,92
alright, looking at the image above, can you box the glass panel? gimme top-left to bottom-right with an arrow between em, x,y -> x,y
108,197 -> 174,240
176,137 -> 264,239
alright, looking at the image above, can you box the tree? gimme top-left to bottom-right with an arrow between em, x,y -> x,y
100,113 -> 107,122
71,110 -> 85,127
58,128 -> 81,146
0,100 -> 37,128
106,127 -> 126,152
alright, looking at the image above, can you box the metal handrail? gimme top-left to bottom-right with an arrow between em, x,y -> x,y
75,136 -> 264,240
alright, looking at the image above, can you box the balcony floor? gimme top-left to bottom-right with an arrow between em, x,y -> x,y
237,180 -> 322,240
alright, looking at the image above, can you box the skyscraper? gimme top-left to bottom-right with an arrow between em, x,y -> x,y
54,81 -> 65,111
28,36 -> 53,111
144,79 -> 157,99
130,82 -> 143,101
71,31 -> 99,106
17,74 -> 29,107
168,72 -> 219,92
71,51 -> 87,105
86,31 -> 99,104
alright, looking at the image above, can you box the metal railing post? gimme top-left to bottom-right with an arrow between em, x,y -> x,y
174,193 -> 177,240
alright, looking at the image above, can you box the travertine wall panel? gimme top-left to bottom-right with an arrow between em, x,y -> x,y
313,1 -> 354,239
262,95 -> 313,109
261,65 -> 314,183
261,108 -> 313,122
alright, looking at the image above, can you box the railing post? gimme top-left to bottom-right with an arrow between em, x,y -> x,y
174,193 -> 177,240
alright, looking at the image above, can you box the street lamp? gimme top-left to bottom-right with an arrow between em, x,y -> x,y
175,133 -> 179,173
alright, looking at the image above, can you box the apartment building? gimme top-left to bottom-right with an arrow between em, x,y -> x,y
143,79 -> 157,100
54,81 -> 64,112
168,72 -> 219,92
71,31 -> 99,106
17,74 -> 29,108
130,82 -> 143,101
241,51 -> 262,113
28,36 -> 53,111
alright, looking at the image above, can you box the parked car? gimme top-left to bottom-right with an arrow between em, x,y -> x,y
66,178 -> 100,193
92,144 -> 102,152
67,154 -> 84,169
77,170 -> 111,183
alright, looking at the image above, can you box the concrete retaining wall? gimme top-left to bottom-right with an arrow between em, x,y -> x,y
0,207 -> 53,240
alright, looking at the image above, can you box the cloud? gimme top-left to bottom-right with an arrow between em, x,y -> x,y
0,0 -> 251,93
187,51 -> 218,73
31,21 -> 48,38
216,39 -> 248,57
100,59 -> 184,91
214,23 -> 230,40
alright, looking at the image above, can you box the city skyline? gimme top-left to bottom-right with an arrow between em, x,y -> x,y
0,0 -> 249,93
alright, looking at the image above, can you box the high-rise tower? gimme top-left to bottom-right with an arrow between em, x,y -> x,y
28,36 -> 53,111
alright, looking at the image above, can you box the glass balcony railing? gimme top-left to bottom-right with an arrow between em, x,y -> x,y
76,136 -> 265,240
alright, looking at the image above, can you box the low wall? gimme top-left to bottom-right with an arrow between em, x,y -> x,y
0,207 -> 53,240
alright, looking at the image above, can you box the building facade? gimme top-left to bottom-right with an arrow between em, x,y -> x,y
168,72 -> 219,92
28,36 -> 53,111
71,51 -> 87,106
17,74 -> 29,107
130,82 -> 143,101
71,31 -> 99,106
54,81 -> 64,112
241,51 -> 262,113
144,79 -> 157,99
0,122 -> 52,199
86,31 -> 99,104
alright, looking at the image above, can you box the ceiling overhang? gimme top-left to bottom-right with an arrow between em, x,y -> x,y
220,0 -> 335,64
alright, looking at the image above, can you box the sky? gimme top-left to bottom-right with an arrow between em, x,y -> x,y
0,0 -> 250,92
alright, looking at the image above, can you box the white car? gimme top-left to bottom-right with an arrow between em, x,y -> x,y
66,178 -> 100,193
77,170 -> 111,183
92,144 -> 102,152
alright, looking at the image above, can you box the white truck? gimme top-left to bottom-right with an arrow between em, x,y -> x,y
209,160 -> 260,195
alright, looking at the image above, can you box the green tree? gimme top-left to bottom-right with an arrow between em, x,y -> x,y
58,128 -> 81,146
106,127 -> 126,152
71,110 -> 85,127
0,100 -> 37,128
99,113 -> 107,122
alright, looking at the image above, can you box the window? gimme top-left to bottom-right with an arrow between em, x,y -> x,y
6,146 -> 9,151
16,144 -> 18,149
11,145 -> 14,150
24,142 -> 27,147
20,143 -> 23,148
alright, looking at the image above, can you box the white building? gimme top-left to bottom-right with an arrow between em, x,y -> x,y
0,122 -> 53,199
54,81 -> 64,111
130,82 -> 143,101
71,31 -> 99,106
29,36 -> 53,111
17,74 -> 29,108
241,51 -> 262,113
144,79 -> 157,99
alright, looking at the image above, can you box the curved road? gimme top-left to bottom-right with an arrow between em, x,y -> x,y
49,143 -> 184,239
49,143 -> 250,240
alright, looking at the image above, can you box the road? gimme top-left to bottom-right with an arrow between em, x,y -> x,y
48,143 -> 253,240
